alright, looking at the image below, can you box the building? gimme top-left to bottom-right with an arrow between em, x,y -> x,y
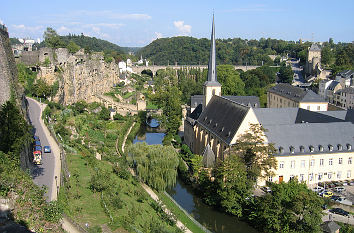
319,79 -> 342,104
334,87 -> 354,109
267,83 -> 328,111
305,43 -> 321,78
184,17 -> 353,188
335,70 -> 354,88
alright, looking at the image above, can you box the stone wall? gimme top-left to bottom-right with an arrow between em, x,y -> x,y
37,48 -> 119,105
0,27 -> 31,170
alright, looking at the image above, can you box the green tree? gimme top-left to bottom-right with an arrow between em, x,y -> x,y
66,40 -> 80,54
0,101 -> 29,154
127,143 -> 179,191
43,27 -> 64,48
278,64 -> 294,84
321,46 -> 335,65
33,79 -> 51,98
250,179 -> 323,233
217,65 -> 245,96
99,107 -> 111,120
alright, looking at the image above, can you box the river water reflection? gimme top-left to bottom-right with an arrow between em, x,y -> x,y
133,132 -> 257,233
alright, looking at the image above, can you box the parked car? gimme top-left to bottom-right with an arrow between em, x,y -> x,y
313,186 -> 324,192
332,181 -> 341,187
33,135 -> 40,141
330,195 -> 341,201
320,191 -> 333,198
329,208 -> 349,216
44,146 -> 51,153
34,140 -> 41,146
261,186 -> 272,193
333,187 -> 345,192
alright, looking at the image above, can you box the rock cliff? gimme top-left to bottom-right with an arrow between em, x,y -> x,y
31,48 -> 120,105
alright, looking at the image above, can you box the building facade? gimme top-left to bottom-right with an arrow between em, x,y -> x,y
267,83 -> 328,111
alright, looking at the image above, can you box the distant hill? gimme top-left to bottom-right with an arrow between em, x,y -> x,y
138,36 -> 310,66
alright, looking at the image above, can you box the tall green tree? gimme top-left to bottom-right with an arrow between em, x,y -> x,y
127,143 -> 179,191
278,64 -> 294,84
43,27 -> 64,48
321,46 -> 335,65
0,101 -> 29,154
66,40 -> 80,54
217,65 -> 245,96
250,179 -> 324,233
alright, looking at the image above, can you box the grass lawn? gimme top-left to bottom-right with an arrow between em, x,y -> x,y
146,101 -> 158,110
122,92 -> 134,99
158,192 -> 206,233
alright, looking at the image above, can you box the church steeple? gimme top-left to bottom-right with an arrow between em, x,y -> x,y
207,14 -> 218,83
203,14 -> 221,109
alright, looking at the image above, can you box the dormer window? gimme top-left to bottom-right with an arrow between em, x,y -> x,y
318,145 -> 324,152
300,146 -> 305,153
208,119 -> 212,124
289,146 -> 295,154
338,144 -> 343,151
220,127 -> 224,132
279,147 -> 284,154
328,145 -> 333,151
309,146 -> 314,153
227,131 -> 231,137
214,123 -> 218,128
204,116 -> 207,121
347,144 -> 352,150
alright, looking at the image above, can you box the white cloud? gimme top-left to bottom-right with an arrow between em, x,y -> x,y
11,24 -> 44,32
73,10 -> 151,20
173,21 -> 192,36
0,19 -> 3,25
57,26 -> 70,34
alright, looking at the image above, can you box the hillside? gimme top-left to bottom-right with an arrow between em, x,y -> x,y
137,36 -> 304,66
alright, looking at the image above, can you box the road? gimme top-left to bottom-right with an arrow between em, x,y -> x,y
27,98 -> 60,202
288,59 -> 306,85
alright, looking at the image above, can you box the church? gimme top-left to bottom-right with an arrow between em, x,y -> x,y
184,17 -> 354,186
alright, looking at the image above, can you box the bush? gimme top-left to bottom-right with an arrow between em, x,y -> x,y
44,201 -> 63,222
113,163 -> 131,180
113,112 -> 125,121
90,168 -> 112,192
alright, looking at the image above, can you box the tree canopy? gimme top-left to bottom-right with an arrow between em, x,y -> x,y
127,143 -> 179,191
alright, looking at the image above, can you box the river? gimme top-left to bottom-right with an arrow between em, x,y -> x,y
133,132 -> 257,233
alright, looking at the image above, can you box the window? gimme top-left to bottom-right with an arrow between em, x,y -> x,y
349,157 -> 352,164
291,160 -> 295,169
318,173 -> 323,180
328,172 -> 332,179
337,171 -> 342,179
300,174 -> 304,181
328,145 -> 333,151
289,146 -> 295,153
307,106 -> 310,110
309,146 -> 314,152
347,144 -> 352,150
338,144 -> 343,151
319,145 -> 324,152
268,176 -> 273,182
290,175 -> 294,180
301,160 -> 305,168
347,170 -> 351,178
279,161 -> 284,169
339,158 -> 343,164
309,173 -> 313,181
329,159 -> 333,165
300,146 -> 305,153
317,106 -> 320,110
310,159 -> 315,167
320,159 -> 324,166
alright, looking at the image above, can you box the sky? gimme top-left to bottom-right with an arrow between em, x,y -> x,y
1,0 -> 354,47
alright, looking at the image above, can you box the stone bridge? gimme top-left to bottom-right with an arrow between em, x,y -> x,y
132,65 -> 261,75
97,95 -> 139,116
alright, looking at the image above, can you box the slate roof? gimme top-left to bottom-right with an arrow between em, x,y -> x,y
197,95 -> 250,145
189,104 -> 203,120
309,43 -> 321,51
224,96 -> 260,108
253,107 -> 354,155
264,122 -> 354,155
321,221 -> 341,233
337,70 -> 354,79
337,87 -> 354,94
327,81 -> 340,91
191,95 -> 203,109
190,95 -> 260,109
202,144 -> 216,168
268,83 -> 326,103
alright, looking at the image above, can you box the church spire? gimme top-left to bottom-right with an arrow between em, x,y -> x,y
203,14 -> 221,109
207,14 -> 217,83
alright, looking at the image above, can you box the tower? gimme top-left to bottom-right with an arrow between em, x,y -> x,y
203,14 -> 221,109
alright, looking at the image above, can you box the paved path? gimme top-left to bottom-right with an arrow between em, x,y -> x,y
27,98 -> 61,201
